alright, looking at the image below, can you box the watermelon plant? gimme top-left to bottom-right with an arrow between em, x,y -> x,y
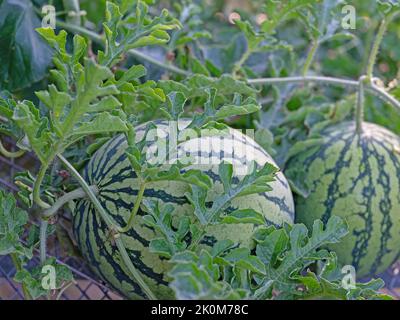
0,0 -> 399,300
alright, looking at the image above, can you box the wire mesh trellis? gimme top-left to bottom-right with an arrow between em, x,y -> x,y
1,139 -> 400,300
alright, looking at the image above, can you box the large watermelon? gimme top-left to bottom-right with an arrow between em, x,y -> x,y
73,120 -> 295,299
285,121 -> 400,277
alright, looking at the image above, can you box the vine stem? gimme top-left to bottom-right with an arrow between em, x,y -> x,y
33,163 -> 52,210
232,49 -> 252,78
302,40 -> 319,76
370,78 -> 400,110
115,237 -> 156,300
366,11 -> 400,79
120,182 -> 146,233
10,253 -> 32,300
0,140 -> 25,158
356,76 -> 368,134
42,186 -> 98,217
40,220 -> 48,264
57,154 -> 119,229
57,154 -> 156,300
248,76 -> 400,111
248,75 -> 359,87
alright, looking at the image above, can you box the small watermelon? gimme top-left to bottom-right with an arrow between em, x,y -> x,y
73,120 -> 295,299
285,121 -> 400,277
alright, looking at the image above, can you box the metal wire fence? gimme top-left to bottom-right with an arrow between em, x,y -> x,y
0,139 -> 399,300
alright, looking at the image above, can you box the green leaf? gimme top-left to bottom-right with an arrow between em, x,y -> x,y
261,0 -> 316,35
149,238 -> 173,258
71,112 -> 128,136
0,190 -> 29,256
186,161 -> 278,225
98,0 -> 180,67
14,257 -> 73,300
0,0 -> 52,91
221,209 -> 265,226
142,200 -> 188,254
219,162 -> 233,193
118,65 -> 147,83
214,96 -> 260,120
169,249 -> 248,300
146,165 -> 212,190
159,74 -> 257,99
188,89 -> 260,128
260,216 -> 348,293
160,91 -> 187,121
12,100 -> 54,163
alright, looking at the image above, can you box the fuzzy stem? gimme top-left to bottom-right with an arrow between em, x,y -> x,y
33,164 -> 52,210
366,11 -> 400,79
356,76 -> 368,134
40,220 -> 48,264
302,40 -> 319,76
42,186 -> 98,217
57,154 -> 119,230
248,75 -> 359,87
370,79 -> 400,110
232,49 -> 252,78
120,182 -> 146,233
10,253 -> 32,300
0,140 -> 25,158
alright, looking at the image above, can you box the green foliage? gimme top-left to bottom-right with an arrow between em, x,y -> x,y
0,0 -> 399,301
14,257 -> 73,300
98,1 -> 181,67
169,216 -> 391,300
186,162 -> 278,225
0,191 -> 73,299
0,190 -> 30,257
0,0 -> 52,91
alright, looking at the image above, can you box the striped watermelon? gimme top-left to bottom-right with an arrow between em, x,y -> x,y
285,121 -> 400,277
73,120 -> 295,299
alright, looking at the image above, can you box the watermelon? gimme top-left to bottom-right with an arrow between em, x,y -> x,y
73,120 -> 295,299
285,121 -> 400,277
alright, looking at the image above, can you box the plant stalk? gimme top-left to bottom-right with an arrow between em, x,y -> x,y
366,11 -> 400,79
120,182 -> 146,233
115,237 -> 156,300
57,154 -> 119,229
33,163 -> 52,210
302,40 -> 319,76
0,140 -> 25,158
42,186 -> 97,217
248,76 -> 359,87
40,219 -> 48,264
232,49 -> 252,78
356,76 -> 368,134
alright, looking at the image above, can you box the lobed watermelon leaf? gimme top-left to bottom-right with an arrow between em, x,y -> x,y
168,216 -> 390,300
